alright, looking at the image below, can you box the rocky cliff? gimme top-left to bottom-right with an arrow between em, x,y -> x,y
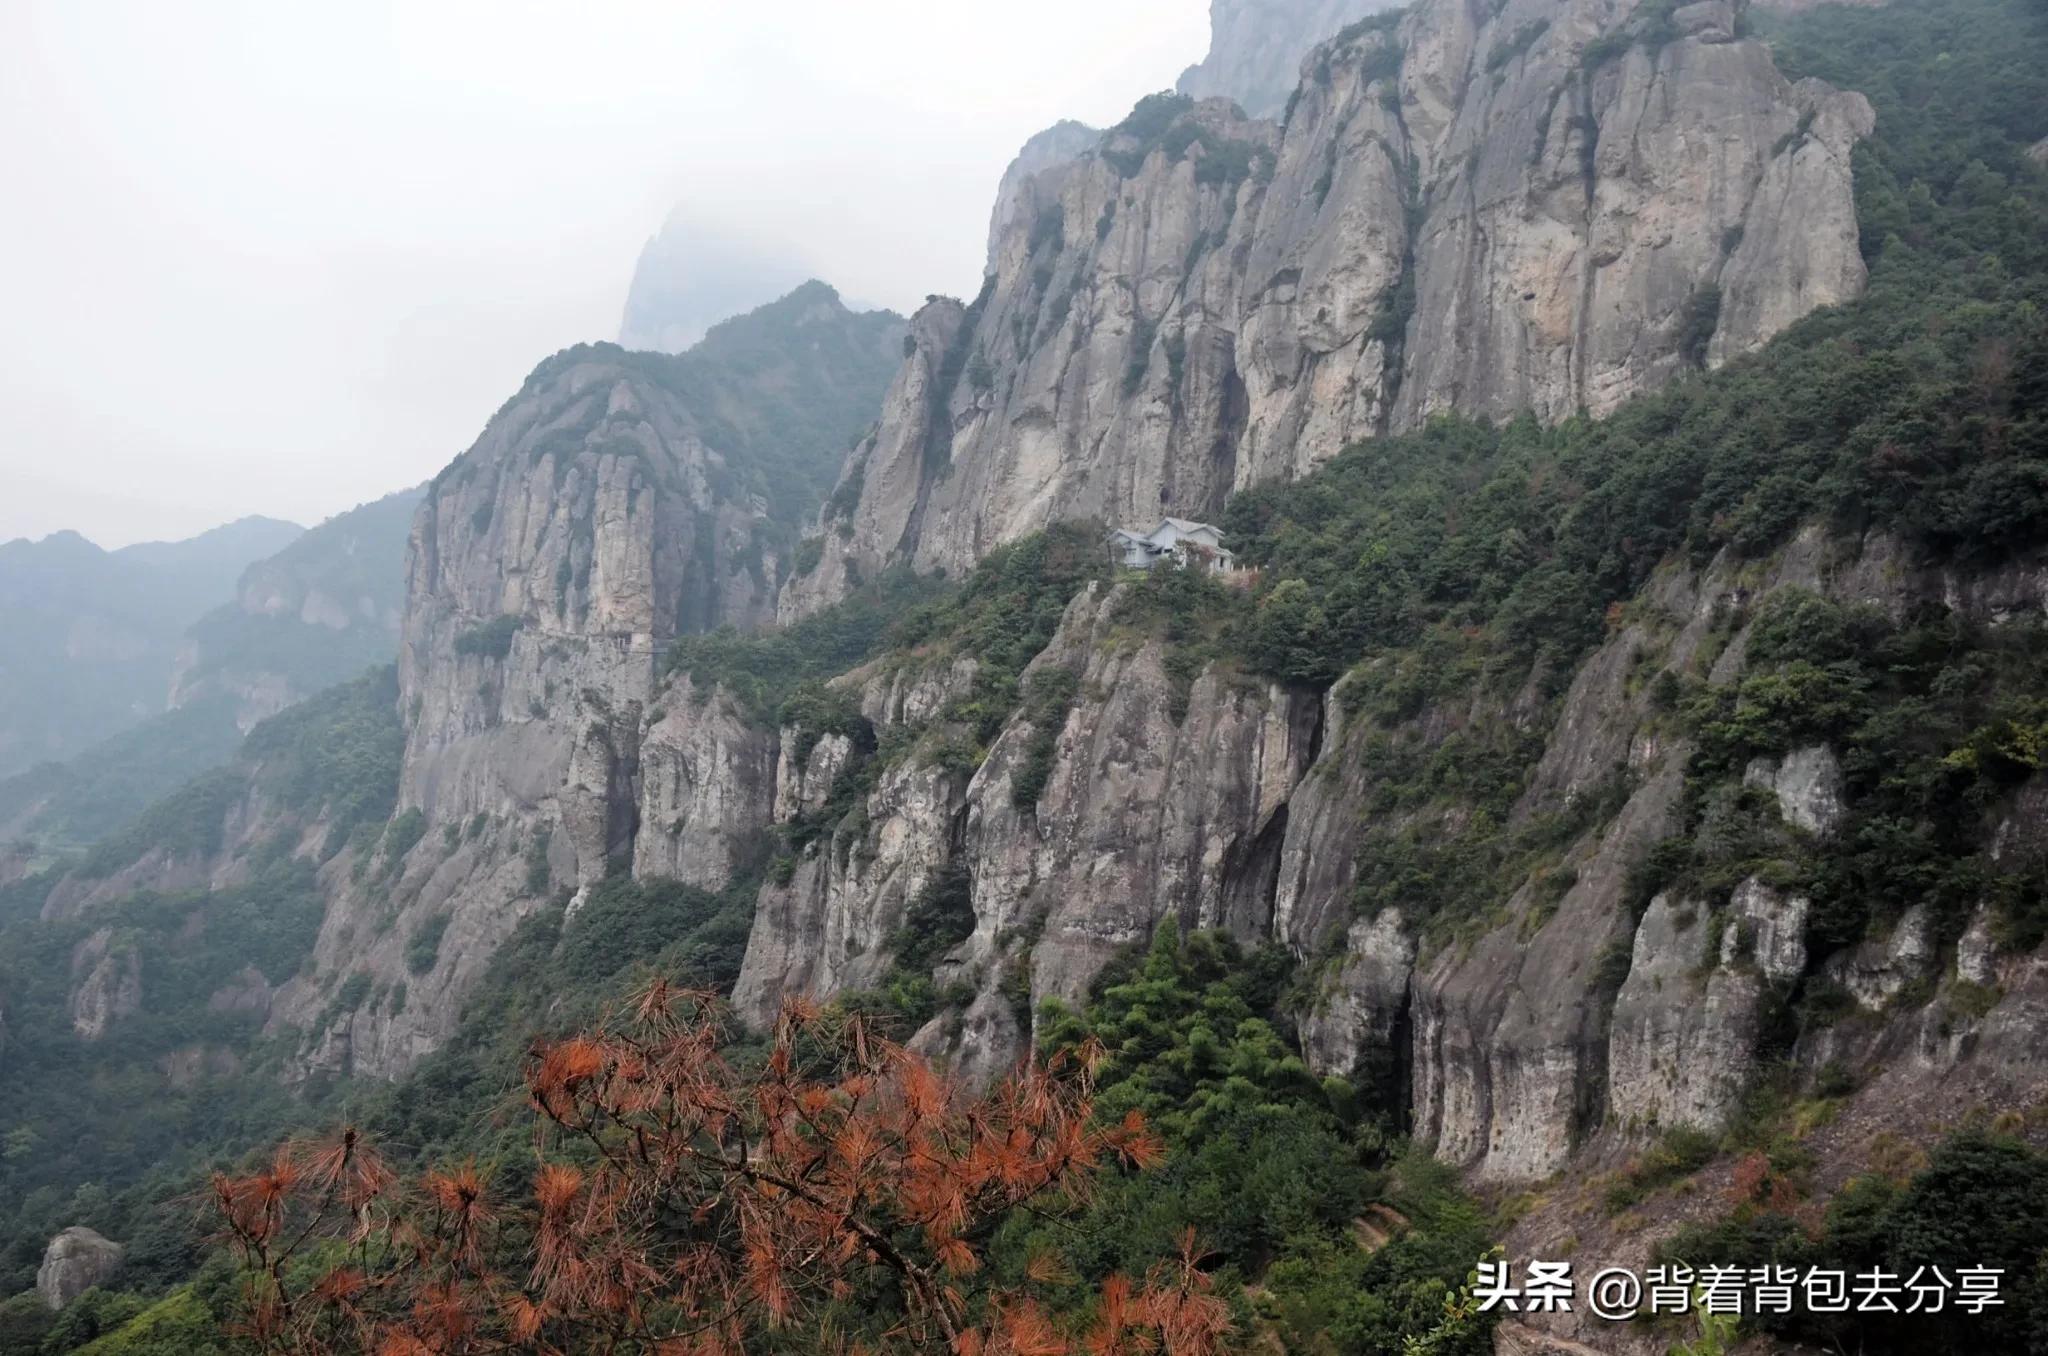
397,289 -> 898,844
274,0 -> 1880,1097
783,0 -> 1871,617
743,522 -> 2048,1201
986,120 -> 1102,274
1177,0 -> 1399,117
261,283 -> 904,1077
6,0 -> 2046,1341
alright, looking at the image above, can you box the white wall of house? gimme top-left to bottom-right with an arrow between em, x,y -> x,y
1108,519 -> 1237,573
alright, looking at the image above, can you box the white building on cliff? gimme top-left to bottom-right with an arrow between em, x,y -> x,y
1108,517 -> 1238,574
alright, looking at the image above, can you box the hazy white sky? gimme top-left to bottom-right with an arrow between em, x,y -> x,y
0,0 -> 1208,548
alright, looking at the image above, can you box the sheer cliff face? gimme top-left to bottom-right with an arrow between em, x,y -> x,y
733,585 -> 1315,1042
400,285 -> 905,875
986,121 -> 1102,275
262,288 -> 903,1078
1177,0 -> 1399,117
784,0 -> 1871,618
398,356 -> 771,874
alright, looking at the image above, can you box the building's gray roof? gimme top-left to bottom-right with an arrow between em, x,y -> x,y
1154,516 -> 1214,535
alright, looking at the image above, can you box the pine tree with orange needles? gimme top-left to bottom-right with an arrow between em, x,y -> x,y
211,981 -> 1227,1355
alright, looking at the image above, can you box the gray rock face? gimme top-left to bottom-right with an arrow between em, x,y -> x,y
772,730 -> 853,824
399,285 -> 902,876
1723,876 -> 1809,982
784,0 -> 1871,617
963,585 -> 1314,1018
778,298 -> 969,621
1177,0 -> 1398,118
68,930 -> 141,1040
37,1227 -> 122,1310
1744,745 -> 1846,836
1825,904 -> 1937,1011
1413,760 -> 1685,1181
732,651 -> 982,1026
1957,905 -> 1999,987
763,530 -> 2048,1186
266,288 -> 902,1079
987,121 -> 1101,275
734,755 -> 968,1027
1271,676 -> 1374,953
1298,910 -> 1415,1083
1305,530 -> 2026,1178
633,678 -> 777,887
739,582 -> 1316,1053
852,655 -> 981,730
1606,894 -> 1762,1136
271,824 -> 538,1081
397,359 -> 764,881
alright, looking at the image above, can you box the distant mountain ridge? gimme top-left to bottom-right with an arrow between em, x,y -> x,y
170,486 -> 424,731
618,216 -> 819,354
0,516 -> 303,778
0,493 -> 421,859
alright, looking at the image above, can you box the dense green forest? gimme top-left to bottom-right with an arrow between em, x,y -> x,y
0,671 -> 405,1307
0,697 -> 246,861
0,0 -> 2044,1349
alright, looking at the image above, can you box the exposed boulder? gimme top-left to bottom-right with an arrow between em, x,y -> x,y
207,965 -> 275,1018
1957,905 -> 1999,987
1743,745 -> 1846,836
36,1227 -> 122,1310
1722,876 -> 1810,982
68,931 -> 141,1040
